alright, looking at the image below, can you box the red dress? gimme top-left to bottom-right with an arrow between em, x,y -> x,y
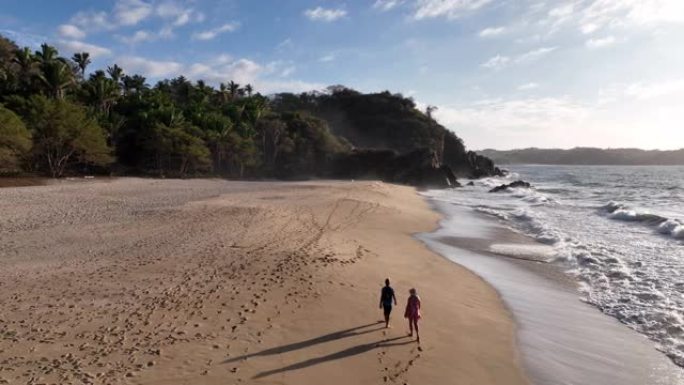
404,295 -> 421,320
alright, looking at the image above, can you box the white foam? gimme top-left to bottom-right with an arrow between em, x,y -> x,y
423,165 -> 684,369
488,243 -> 555,261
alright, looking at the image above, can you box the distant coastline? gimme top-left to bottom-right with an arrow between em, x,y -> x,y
479,147 -> 684,165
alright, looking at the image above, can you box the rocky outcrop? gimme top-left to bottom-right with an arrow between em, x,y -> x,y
466,151 -> 505,178
489,180 -> 531,193
331,148 -> 460,188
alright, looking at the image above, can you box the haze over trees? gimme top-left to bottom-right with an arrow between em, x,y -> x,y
0,34 -> 498,180
480,148 -> 684,165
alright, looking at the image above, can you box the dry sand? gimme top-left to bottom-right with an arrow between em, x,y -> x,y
0,178 -> 528,385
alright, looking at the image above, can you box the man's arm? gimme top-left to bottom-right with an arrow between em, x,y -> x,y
393,291 -> 397,305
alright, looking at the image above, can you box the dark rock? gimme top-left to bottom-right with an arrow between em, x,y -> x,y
466,181 -> 475,186
463,151 -> 504,178
488,180 -> 532,193
330,148 -> 460,188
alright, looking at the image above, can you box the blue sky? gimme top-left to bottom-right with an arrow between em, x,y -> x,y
2,0 -> 684,150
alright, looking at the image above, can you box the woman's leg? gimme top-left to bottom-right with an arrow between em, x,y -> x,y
413,319 -> 420,342
408,318 -> 413,336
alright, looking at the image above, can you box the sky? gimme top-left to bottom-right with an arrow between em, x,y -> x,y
2,0 -> 684,150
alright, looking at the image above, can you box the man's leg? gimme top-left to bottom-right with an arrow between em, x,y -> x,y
384,306 -> 391,328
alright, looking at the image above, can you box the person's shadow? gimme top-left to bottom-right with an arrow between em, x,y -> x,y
253,335 -> 413,378
221,321 -> 414,379
222,321 -> 385,365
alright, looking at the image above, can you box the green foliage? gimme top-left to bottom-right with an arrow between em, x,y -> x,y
0,33 -> 496,180
140,121 -> 210,176
0,105 -> 31,173
272,112 -> 349,177
26,96 -> 112,177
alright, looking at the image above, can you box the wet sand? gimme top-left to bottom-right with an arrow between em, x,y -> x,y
0,178 -> 527,385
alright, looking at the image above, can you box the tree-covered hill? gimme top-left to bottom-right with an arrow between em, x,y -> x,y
480,148 -> 684,165
271,88 -> 500,177
0,34 -> 499,183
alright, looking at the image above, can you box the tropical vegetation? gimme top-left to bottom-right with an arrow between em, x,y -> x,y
0,34 -> 498,180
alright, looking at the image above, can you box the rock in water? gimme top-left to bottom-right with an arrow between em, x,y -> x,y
488,180 -> 532,193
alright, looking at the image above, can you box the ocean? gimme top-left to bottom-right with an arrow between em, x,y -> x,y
423,165 -> 684,377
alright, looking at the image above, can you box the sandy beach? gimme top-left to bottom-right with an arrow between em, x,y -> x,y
0,178 -> 527,385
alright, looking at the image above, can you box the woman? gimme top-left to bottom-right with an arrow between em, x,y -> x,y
404,288 -> 421,342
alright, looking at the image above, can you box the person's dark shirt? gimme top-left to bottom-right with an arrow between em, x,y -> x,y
381,286 -> 395,306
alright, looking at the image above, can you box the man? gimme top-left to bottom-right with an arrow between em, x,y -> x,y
379,278 -> 397,328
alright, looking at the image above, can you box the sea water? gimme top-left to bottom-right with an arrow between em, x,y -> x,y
423,165 -> 684,371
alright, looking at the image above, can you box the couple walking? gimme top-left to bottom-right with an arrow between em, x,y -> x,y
379,278 -> 421,342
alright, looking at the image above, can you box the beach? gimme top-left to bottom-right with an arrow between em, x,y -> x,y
0,178 -> 527,385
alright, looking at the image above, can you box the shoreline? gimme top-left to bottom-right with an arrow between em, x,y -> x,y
0,178 -> 528,385
420,198 -> 684,385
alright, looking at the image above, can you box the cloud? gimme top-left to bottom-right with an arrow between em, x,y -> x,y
431,86 -> 684,150
624,79 -> 684,100
117,56 -> 183,77
373,0 -> 404,11
68,0 -> 203,37
479,26 -> 506,37
481,54 -> 510,69
71,11 -> 111,31
192,23 -> 240,40
118,26 -> 180,44
586,35 -> 616,48
118,30 -> 156,44
54,40 -> 112,58
113,54 -> 320,95
427,96 -> 591,149
600,79 -> 684,102
277,38 -> 293,50
156,2 -> 205,26
544,0 -> 684,36
280,66 -> 296,77
516,46 -> 557,62
434,97 -> 588,135
518,82 -> 539,90
185,58 -> 262,84
57,24 -> 86,40
319,53 -> 336,62
255,80 -> 326,94
0,29 -> 46,49
114,0 -> 153,26
304,7 -> 347,22
414,0 -> 492,20
482,47 -> 556,70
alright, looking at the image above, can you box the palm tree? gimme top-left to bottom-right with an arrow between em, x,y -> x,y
244,97 -> 266,127
33,44 -> 73,98
107,64 -> 124,84
218,82 -> 229,103
72,52 -> 91,77
35,43 -> 58,66
207,120 -> 235,174
12,47 -> 36,92
37,61 -> 74,99
122,74 -> 147,95
83,72 -> 120,116
228,80 -> 240,100
245,84 -> 253,97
